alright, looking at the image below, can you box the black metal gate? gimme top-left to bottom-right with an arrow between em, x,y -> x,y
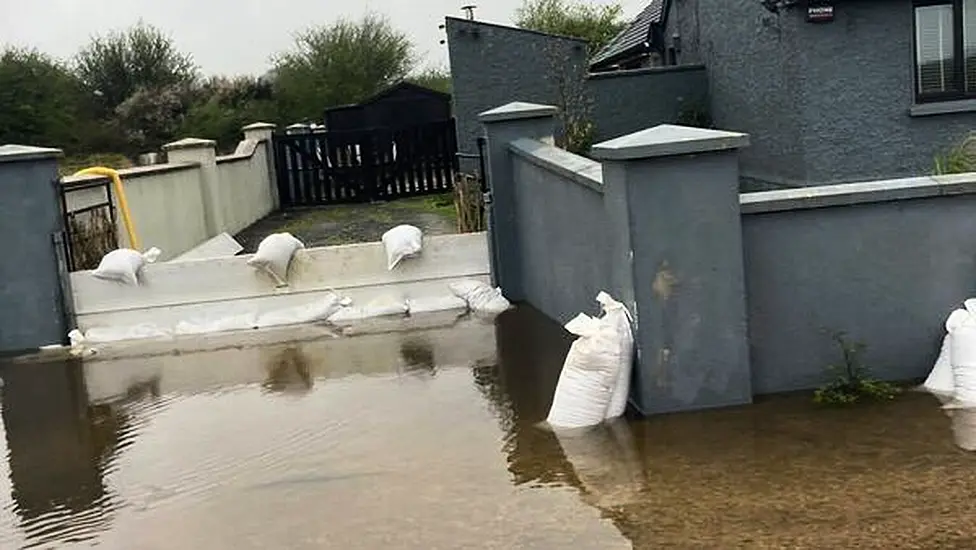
273,118 -> 459,207
59,177 -> 118,271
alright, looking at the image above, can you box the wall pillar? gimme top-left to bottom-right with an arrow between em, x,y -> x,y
0,145 -> 71,352
242,122 -> 279,210
478,102 -> 557,300
163,138 -> 221,237
591,125 -> 752,415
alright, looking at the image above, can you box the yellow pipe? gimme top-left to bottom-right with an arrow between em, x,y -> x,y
72,167 -> 140,250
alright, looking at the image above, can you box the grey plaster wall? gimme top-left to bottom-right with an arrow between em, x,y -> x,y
446,17 -> 709,164
588,66 -> 709,142
693,0 -> 976,186
741,185 -> 976,394
446,17 -> 587,162
617,150 -> 752,415
509,150 -> 610,323
0,153 -> 69,353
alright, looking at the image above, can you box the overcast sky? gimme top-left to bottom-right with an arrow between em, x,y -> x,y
0,0 -> 648,76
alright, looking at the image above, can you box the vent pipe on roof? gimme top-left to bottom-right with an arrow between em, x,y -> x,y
461,5 -> 477,20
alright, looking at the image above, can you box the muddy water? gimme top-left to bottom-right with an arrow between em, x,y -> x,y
1,309 -> 976,549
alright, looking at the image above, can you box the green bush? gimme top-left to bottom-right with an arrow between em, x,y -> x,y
813,333 -> 901,406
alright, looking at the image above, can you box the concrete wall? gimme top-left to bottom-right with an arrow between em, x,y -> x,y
588,66 -> 709,143
70,232 -> 489,336
0,147 -> 70,352
446,17 -> 587,159
482,103 -> 751,415
741,176 -> 976,394
446,17 -> 709,162
215,138 -> 277,236
690,0 -> 976,187
62,123 -> 277,263
509,140 -> 609,322
482,101 -> 976,416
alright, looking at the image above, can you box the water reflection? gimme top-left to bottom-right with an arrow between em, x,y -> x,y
261,347 -> 314,396
398,337 -> 437,378
483,305 -> 976,548
0,358 -> 151,548
948,406 -> 976,451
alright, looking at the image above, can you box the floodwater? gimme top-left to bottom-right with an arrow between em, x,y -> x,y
1,308 -> 976,549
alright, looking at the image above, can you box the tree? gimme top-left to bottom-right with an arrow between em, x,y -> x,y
180,75 -> 277,152
75,22 -> 198,113
273,14 -> 414,123
0,48 -> 93,151
408,67 -> 452,94
514,0 -> 626,55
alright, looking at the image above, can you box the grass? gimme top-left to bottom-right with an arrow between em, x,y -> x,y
934,133 -> 976,175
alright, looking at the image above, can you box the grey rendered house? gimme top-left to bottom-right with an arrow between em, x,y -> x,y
594,0 -> 976,188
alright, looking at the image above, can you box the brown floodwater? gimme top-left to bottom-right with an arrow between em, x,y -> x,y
1,307 -> 975,549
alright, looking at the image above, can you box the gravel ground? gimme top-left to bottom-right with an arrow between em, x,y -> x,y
235,195 -> 457,251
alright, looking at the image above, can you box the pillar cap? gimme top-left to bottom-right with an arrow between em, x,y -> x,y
163,137 -> 217,151
478,102 -> 558,123
591,124 -> 749,161
0,144 -> 63,163
242,122 -> 276,131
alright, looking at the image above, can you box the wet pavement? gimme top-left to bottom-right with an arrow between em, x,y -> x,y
1,308 -> 976,549
234,197 -> 456,250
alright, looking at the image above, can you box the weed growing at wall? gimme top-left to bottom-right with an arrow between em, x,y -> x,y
453,173 -> 486,233
543,41 -> 595,155
813,332 -> 900,406
934,133 -> 976,175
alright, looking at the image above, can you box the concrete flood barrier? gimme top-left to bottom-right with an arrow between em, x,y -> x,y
69,232 -> 491,344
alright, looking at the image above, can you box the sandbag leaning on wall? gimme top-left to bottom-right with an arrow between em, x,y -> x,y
546,292 -> 634,429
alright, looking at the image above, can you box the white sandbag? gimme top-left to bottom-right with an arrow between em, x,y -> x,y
92,247 -> 162,285
83,323 -> 172,343
255,294 -> 343,329
247,232 -> 304,286
600,293 -> 635,419
547,292 -> 634,429
328,296 -> 409,326
174,312 -> 258,336
950,324 -> 976,405
406,294 -> 469,316
382,224 -> 423,270
923,308 -> 972,397
449,280 -> 511,315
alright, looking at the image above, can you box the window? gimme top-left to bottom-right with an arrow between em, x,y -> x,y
914,0 -> 976,102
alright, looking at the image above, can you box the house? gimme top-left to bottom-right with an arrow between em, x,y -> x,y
593,0 -> 976,188
590,0 -> 673,71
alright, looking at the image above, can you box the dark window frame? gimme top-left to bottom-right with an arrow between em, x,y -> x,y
913,0 -> 970,103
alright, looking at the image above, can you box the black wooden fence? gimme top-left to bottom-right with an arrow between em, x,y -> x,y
273,118 -> 459,207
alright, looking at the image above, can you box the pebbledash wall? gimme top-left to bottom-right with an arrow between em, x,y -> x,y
446,17 -> 707,169
481,101 -> 976,415
62,123 -> 278,262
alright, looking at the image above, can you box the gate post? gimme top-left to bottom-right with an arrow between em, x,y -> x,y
242,122 -> 279,209
163,138 -> 221,237
591,125 -> 752,415
0,145 -> 71,353
478,102 -> 558,300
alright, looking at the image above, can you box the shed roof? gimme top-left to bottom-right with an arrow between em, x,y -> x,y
589,0 -> 666,69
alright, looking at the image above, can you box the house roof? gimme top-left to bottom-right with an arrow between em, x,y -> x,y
361,81 -> 452,105
589,0 -> 666,69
